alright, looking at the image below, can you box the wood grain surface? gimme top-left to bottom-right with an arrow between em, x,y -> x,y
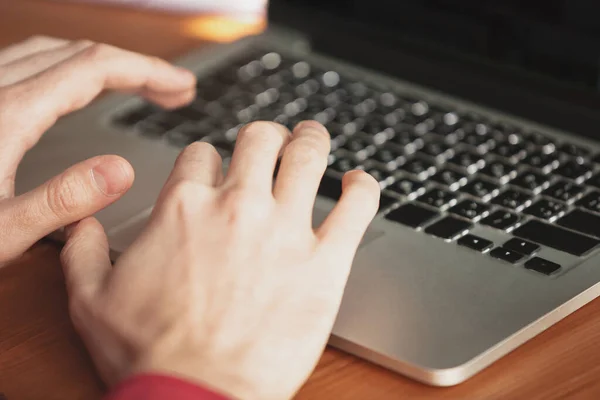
1,1 -> 600,399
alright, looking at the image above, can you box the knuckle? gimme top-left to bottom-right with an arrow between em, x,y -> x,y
47,174 -> 81,217
80,42 -> 115,62
162,180 -> 206,218
71,39 -> 95,51
220,188 -> 272,227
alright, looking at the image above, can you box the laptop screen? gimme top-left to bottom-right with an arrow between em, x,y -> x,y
270,0 -> 600,106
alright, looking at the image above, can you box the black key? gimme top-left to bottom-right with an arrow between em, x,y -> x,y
543,180 -> 585,202
424,216 -> 472,239
388,178 -> 425,197
170,106 -> 210,121
491,189 -> 532,210
113,104 -> 157,126
557,209 -> 600,238
522,151 -> 560,171
479,159 -> 516,181
490,142 -> 525,160
514,220 -> 600,256
372,148 -> 405,170
523,199 -> 567,220
555,161 -> 593,182
511,171 -> 549,192
449,200 -> 490,220
490,247 -> 526,264
504,238 -> 540,255
366,167 -> 394,188
385,203 -> 439,228
461,179 -> 499,199
587,173 -> 600,189
525,257 -> 561,275
400,157 -> 437,180
522,131 -> 554,149
391,129 -> 422,147
330,158 -> 361,174
457,234 -> 493,252
196,80 -> 229,101
430,168 -> 468,190
448,151 -> 485,173
577,191 -> 600,213
210,139 -> 235,157
417,188 -> 457,209
379,194 -> 398,212
481,210 -> 520,230
592,154 -> 600,165
318,175 -> 342,201
462,132 -> 494,149
419,141 -> 453,160
559,143 -> 590,158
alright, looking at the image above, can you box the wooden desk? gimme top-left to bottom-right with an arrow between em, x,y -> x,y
1,1 -> 600,399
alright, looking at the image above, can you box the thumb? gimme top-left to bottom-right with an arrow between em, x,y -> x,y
60,217 -> 112,299
0,155 -> 133,259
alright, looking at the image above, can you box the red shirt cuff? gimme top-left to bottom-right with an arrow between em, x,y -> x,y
105,374 -> 230,400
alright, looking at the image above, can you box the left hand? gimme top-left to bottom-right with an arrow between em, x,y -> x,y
0,35 -> 197,265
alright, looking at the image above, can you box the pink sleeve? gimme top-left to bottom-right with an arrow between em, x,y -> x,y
104,374 -> 229,400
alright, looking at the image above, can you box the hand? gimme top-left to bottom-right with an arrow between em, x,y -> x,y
61,121 -> 380,399
0,36 -> 196,265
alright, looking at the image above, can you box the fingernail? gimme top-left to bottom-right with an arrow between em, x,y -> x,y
91,160 -> 130,196
296,120 -> 328,133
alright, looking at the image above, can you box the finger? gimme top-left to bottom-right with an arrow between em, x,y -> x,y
317,170 -> 380,257
273,121 -> 330,220
0,40 -> 92,86
225,121 -> 291,192
0,155 -> 133,258
163,141 -> 224,193
60,217 -> 112,299
0,43 -> 196,168
0,35 -> 68,66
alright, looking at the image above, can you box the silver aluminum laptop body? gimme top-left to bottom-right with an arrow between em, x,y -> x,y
15,22 -> 600,389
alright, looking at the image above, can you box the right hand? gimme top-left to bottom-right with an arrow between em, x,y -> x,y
61,120 -> 380,399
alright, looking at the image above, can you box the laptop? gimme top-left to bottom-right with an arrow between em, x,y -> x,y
16,0 -> 600,387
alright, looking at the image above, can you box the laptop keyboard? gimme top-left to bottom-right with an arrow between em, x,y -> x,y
112,49 -> 600,276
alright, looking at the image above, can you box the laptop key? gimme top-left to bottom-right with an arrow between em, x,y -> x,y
585,173 -> 600,189
379,194 -> 398,212
449,200 -> 490,220
557,209 -> 600,238
372,148 -> 405,170
366,167 -> 395,188
558,143 -> 590,159
490,142 -> 526,161
522,151 -> 560,171
417,188 -> 457,209
448,151 -> 485,174
385,203 -> 439,228
576,191 -> 600,213
525,257 -> 561,275
457,234 -> 493,252
400,157 -> 437,180
430,168 -> 468,190
513,220 -> 600,256
318,175 -> 343,201
491,189 -> 532,210
424,216 -> 472,240
480,210 -> 520,231
511,171 -> 549,192
479,159 -> 516,181
543,180 -> 585,202
523,199 -> 567,220
461,179 -> 499,200
555,160 -> 593,182
489,247 -> 525,264
388,178 -> 425,197
504,238 -> 540,255
329,158 -> 361,174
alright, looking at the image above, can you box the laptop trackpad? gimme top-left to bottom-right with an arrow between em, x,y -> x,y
312,206 -> 384,249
